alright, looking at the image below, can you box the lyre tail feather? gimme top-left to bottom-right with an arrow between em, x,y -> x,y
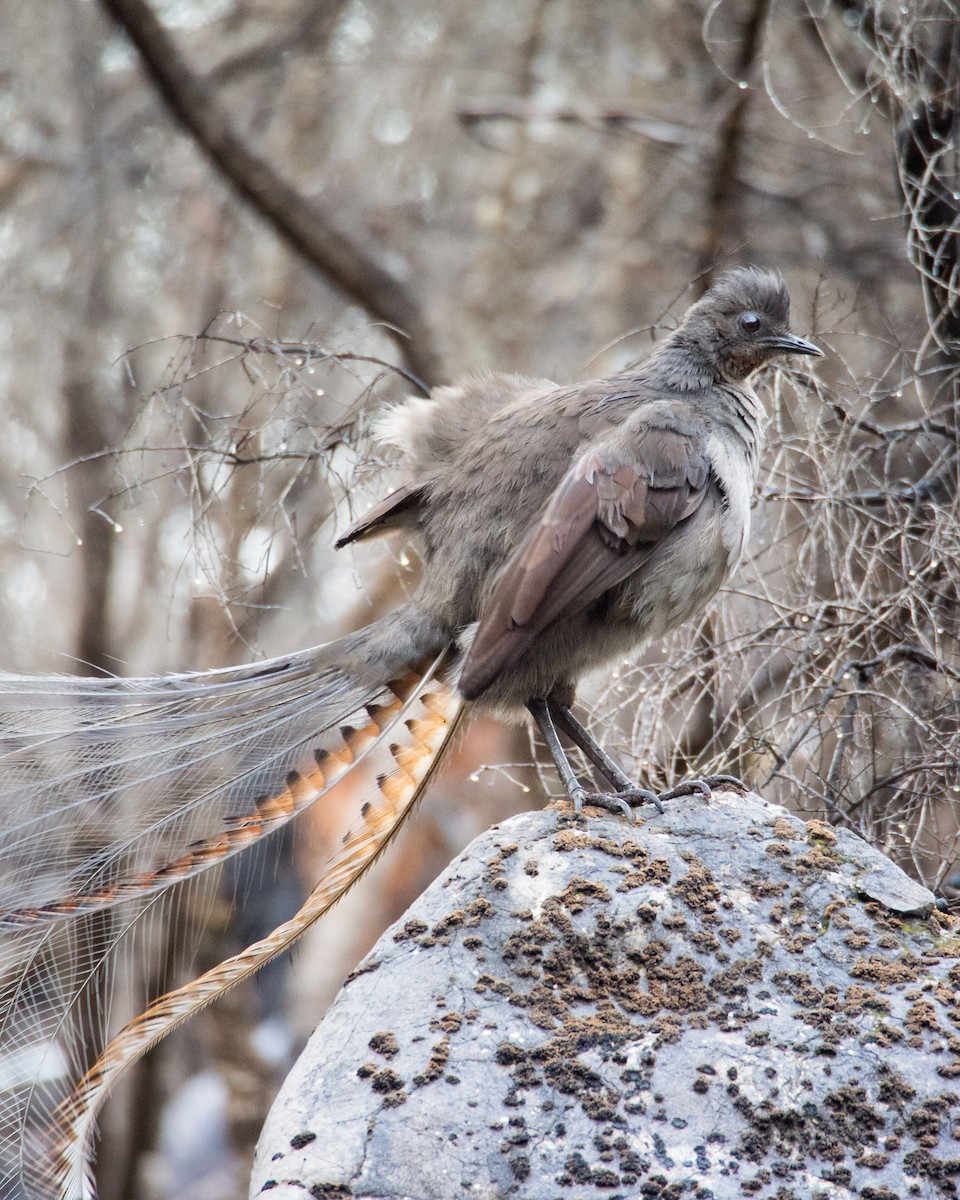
0,663 -> 420,927
46,659 -> 465,1200
0,606 -> 451,1200
0,608 -> 448,927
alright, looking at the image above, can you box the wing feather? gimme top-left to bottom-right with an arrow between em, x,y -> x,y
459,427 -> 712,699
334,483 -> 423,548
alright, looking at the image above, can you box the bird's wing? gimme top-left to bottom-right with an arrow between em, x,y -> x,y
335,482 -> 424,548
458,425 -> 712,699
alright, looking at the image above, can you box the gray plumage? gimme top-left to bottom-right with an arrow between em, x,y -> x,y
0,268 -> 822,1197
341,265 -> 822,712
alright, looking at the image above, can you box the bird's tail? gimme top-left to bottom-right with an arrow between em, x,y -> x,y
0,607 -> 462,1200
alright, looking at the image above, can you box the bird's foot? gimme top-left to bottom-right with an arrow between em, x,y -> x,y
657,773 -> 750,802
571,786 -> 664,819
568,775 -> 747,820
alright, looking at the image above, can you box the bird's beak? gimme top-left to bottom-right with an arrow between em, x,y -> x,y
766,333 -> 824,358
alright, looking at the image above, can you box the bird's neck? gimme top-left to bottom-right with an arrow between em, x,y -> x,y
637,333 -> 766,462
640,333 -> 722,392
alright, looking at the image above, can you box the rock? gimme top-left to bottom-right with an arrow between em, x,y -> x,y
251,789 -> 960,1199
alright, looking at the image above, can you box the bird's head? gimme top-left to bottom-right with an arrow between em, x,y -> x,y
680,267 -> 823,381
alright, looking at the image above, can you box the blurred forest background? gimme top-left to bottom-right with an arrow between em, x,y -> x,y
1,0 -> 959,1197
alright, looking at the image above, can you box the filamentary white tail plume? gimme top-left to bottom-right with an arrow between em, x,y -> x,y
0,629 -> 461,1199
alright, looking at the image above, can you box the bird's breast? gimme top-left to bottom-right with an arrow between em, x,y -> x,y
704,429 -> 755,564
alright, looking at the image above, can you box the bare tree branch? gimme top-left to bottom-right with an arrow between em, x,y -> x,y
98,0 -> 448,387
697,0 -> 771,286
897,98 -> 960,374
831,1 -> 960,404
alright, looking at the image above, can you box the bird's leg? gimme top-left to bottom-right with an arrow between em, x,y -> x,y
547,702 -> 750,807
526,698 -> 661,819
549,702 -> 642,790
548,701 -> 663,813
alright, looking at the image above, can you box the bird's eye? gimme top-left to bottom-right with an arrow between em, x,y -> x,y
739,311 -> 763,333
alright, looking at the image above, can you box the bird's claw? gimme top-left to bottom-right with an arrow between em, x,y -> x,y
571,786 -> 664,820
706,773 -> 751,792
617,786 -> 666,815
658,773 -> 750,802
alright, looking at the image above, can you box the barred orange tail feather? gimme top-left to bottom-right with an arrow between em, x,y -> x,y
45,665 -> 464,1200
0,666 -> 423,928
0,608 -> 455,1200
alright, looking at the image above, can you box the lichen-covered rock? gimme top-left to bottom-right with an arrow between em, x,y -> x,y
251,790 -> 960,1199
